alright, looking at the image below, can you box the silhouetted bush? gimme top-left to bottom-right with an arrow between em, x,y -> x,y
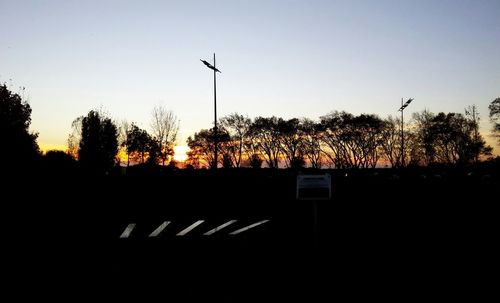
43,150 -> 77,171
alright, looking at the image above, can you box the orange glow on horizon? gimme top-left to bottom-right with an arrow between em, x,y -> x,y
173,145 -> 190,162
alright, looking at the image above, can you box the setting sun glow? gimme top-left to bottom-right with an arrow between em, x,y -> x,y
173,146 -> 190,162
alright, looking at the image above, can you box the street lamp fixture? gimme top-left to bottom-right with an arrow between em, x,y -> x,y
200,54 -> 221,169
398,98 -> 413,167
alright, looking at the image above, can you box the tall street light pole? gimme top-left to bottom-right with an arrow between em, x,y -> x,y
398,98 -> 414,167
200,54 -> 221,169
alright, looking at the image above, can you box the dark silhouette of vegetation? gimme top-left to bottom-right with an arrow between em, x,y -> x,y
42,150 -> 77,171
279,118 -> 305,168
219,113 -> 252,168
380,116 -> 404,167
319,112 -> 385,168
67,116 -> 83,159
250,117 -> 282,168
249,154 -> 263,169
222,153 -> 233,168
415,111 -> 491,165
489,98 -> 500,144
186,108 -> 491,169
77,110 -> 118,172
187,129 -> 213,168
150,106 -> 179,165
2,83 -> 494,171
186,128 -> 230,169
0,84 -> 39,169
301,118 -> 323,169
216,128 -> 235,169
465,105 -> 488,163
122,123 -> 155,165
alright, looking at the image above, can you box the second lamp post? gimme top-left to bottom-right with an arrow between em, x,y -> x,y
398,97 -> 414,167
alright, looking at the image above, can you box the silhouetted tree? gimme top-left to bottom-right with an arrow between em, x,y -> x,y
150,106 -> 179,165
320,112 -> 384,168
349,114 -> 385,168
222,153 -> 233,168
186,129 -> 216,169
250,117 -> 281,168
403,131 -> 421,167
187,127 -> 230,168
489,98 -> 500,144
0,84 -> 40,168
167,159 -> 179,170
243,128 -> 262,168
417,111 -> 491,165
301,118 -> 323,169
290,157 -> 306,169
320,111 -> 351,168
216,127 -> 234,168
117,120 -> 132,166
465,105 -> 487,163
123,123 -> 154,165
219,113 -> 252,168
249,154 -> 263,169
380,116 -> 402,167
78,110 -> 118,172
279,118 -> 305,168
146,139 -> 160,165
67,116 -> 83,159
412,110 -> 435,166
43,150 -> 76,171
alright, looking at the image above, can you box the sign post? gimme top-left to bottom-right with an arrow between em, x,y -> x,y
296,174 -> 331,249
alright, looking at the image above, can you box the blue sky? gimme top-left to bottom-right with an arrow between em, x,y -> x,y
1,0 -> 499,152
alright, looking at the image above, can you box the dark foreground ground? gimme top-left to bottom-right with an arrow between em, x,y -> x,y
4,167 -> 498,301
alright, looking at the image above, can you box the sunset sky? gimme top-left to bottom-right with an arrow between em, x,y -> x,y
1,0 -> 499,154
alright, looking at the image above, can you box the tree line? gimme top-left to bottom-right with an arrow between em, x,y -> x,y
67,106 -> 179,172
187,105 -> 499,169
1,83 -> 500,172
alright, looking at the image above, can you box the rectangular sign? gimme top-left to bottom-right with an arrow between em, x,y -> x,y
296,174 -> 331,200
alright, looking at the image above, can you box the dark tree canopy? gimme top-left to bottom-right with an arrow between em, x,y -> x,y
42,150 -> 76,171
122,123 -> 155,165
219,113 -> 251,168
320,112 -> 385,168
489,98 -> 500,144
186,128 -> 230,169
150,106 -> 179,165
78,110 -> 118,172
300,118 -> 323,169
419,112 -> 490,165
250,116 -> 282,168
185,110 -> 493,169
278,118 -> 305,169
0,84 -> 40,168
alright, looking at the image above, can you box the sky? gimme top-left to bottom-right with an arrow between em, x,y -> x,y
1,0 -> 499,154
